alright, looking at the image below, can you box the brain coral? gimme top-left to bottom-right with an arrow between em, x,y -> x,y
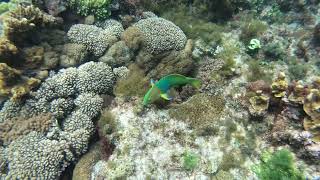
67,24 -> 119,57
0,61 -> 115,179
131,17 -> 187,55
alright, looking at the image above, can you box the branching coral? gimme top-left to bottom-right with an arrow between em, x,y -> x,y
67,24 -> 118,57
67,0 -> 112,20
0,62 -> 115,178
124,17 -> 187,55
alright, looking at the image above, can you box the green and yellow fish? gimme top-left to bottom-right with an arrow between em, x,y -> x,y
143,74 -> 201,106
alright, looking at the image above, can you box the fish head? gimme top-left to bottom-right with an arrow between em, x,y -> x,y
143,86 -> 161,106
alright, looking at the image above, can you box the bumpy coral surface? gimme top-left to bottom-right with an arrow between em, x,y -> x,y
0,62 -> 115,178
131,17 -> 187,55
67,24 -> 119,56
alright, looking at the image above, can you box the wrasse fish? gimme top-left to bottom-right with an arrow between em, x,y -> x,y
143,74 -> 201,106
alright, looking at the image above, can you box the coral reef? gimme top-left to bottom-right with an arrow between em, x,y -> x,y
0,113 -> 52,145
67,24 -> 119,56
271,72 -> 288,98
59,43 -> 89,67
67,0 -> 112,20
2,5 -> 60,46
0,62 -> 115,178
98,41 -> 132,67
248,90 -> 270,117
90,99 -> 255,179
252,149 -> 304,180
0,63 -> 41,101
169,93 -> 226,135
127,17 -> 187,55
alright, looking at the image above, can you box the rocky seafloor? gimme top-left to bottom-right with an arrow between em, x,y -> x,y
0,0 -> 319,179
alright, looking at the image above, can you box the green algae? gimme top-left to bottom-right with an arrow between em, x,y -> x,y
247,60 -> 273,83
98,110 -> 117,136
182,151 -> 199,171
169,93 -> 225,135
252,149 -> 304,180
114,64 -> 149,98
240,19 -> 267,44
220,150 -> 245,171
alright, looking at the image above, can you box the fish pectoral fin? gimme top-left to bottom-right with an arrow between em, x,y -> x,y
160,93 -> 172,101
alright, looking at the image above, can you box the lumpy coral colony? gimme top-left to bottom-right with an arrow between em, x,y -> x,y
0,0 -> 320,179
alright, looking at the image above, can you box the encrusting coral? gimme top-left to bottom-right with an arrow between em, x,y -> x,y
0,113 -> 53,146
2,5 -> 60,46
0,63 -> 41,101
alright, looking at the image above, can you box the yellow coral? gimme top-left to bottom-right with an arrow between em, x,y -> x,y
303,89 -> 320,142
0,63 -> 40,101
248,90 -> 269,116
271,72 -> 288,98
288,80 -> 305,104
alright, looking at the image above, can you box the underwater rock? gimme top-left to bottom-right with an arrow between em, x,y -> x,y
98,41 -> 132,67
67,24 -> 118,57
248,90 -> 270,117
142,39 -> 195,79
72,142 -> 102,180
314,23 -> 320,45
59,43 -> 89,67
91,100 -> 226,179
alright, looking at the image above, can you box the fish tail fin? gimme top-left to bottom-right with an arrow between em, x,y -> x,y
189,78 -> 201,89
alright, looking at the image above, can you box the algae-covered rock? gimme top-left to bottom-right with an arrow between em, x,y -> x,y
113,64 -> 149,98
72,142 -> 102,180
169,93 -> 226,135
60,43 -> 89,67
98,41 -> 132,67
145,39 -> 195,79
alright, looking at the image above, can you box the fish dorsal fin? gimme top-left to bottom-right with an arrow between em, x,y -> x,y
160,93 -> 172,101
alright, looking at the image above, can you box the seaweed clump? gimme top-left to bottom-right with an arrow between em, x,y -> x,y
113,64 -> 149,98
252,149 -> 304,180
